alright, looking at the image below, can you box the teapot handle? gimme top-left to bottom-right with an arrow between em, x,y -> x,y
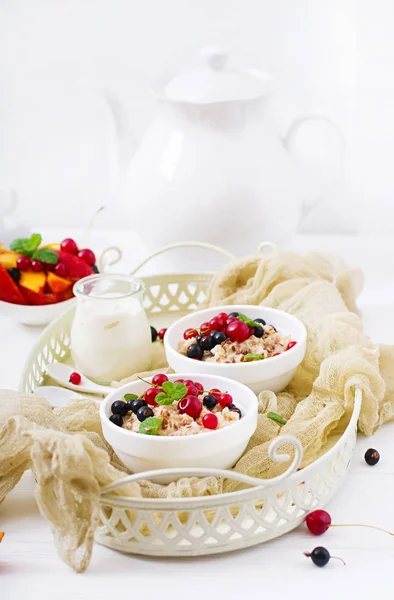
283,114 -> 346,217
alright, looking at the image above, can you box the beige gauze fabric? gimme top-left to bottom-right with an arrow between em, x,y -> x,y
204,250 -> 394,492
1,249 -> 394,570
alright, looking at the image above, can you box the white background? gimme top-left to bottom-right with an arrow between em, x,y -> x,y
0,0 -> 393,237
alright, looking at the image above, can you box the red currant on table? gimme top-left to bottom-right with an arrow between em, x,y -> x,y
144,387 -> 161,406
60,238 -> 79,255
183,328 -> 199,340
200,322 -> 211,334
286,341 -> 297,350
31,259 -> 45,272
151,373 -> 169,386
16,256 -> 31,271
218,393 -> 233,408
69,371 -> 81,385
157,328 -> 167,340
178,395 -> 202,419
306,510 -> 332,535
54,262 -> 68,278
202,413 -> 218,430
78,248 -> 96,266
226,320 -> 250,343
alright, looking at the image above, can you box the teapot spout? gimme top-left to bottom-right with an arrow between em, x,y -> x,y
101,90 -> 137,171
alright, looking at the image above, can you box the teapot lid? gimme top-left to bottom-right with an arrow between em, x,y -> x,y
164,47 -> 274,104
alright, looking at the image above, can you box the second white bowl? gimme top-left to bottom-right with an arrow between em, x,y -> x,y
100,373 -> 258,478
164,305 -> 307,393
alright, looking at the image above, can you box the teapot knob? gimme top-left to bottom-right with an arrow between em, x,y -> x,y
200,46 -> 229,70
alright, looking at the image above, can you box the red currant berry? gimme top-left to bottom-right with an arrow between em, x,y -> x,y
306,510 -> 332,535
200,322 -> 211,334
178,395 -> 202,419
31,260 -> 44,272
273,352 -> 281,357
157,328 -> 167,340
151,373 -> 169,386
210,315 -> 226,331
186,385 -> 198,396
69,371 -> 81,385
226,320 -> 250,343
226,317 -> 238,327
77,248 -> 96,266
248,326 -> 255,337
217,312 -> 228,321
194,381 -> 204,393
16,256 -> 31,272
54,262 -> 68,278
183,379 -> 195,387
144,387 -> 160,406
218,393 -> 233,408
287,341 -> 297,350
184,328 -> 198,340
60,238 -> 79,255
174,378 -> 184,383
210,388 -> 221,397
202,413 -> 218,430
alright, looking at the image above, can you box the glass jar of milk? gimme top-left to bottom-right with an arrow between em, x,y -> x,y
71,274 -> 152,383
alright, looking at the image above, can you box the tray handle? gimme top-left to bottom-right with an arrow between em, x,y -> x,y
100,434 -> 303,496
129,242 -> 236,275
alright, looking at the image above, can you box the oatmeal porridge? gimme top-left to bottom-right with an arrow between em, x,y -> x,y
108,373 -> 241,436
177,310 -> 294,364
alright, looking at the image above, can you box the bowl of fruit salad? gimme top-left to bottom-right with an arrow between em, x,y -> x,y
0,234 -> 98,325
164,306 -> 307,394
100,372 -> 258,477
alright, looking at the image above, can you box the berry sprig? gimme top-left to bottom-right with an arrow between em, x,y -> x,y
306,508 -> 394,537
304,547 -> 345,567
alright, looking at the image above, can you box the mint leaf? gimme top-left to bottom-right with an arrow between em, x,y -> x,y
139,417 -> 162,435
10,233 -> 42,257
244,353 -> 265,362
124,393 -> 138,401
171,382 -> 187,400
155,392 -> 175,406
161,381 -> 175,395
267,411 -> 287,425
32,247 -> 58,265
237,313 -> 261,328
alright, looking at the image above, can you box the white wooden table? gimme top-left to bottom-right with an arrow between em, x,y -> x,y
1,232 -> 394,600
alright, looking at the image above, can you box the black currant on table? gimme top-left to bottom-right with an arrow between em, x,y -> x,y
186,343 -> 203,360
109,414 -> 123,427
111,400 -> 129,416
150,326 -> 158,342
304,546 -> 345,567
137,405 -> 154,422
364,448 -> 380,466
128,398 -> 147,414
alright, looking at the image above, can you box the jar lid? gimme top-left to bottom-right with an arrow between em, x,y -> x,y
164,47 -> 274,104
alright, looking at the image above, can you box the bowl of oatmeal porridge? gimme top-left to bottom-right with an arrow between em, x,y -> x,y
164,305 -> 307,393
100,373 -> 258,476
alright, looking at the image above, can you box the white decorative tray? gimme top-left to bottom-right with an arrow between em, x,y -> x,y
20,242 -> 362,557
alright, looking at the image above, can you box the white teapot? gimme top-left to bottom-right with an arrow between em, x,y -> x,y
110,48 -> 344,253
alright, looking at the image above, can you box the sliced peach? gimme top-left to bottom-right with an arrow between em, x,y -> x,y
47,271 -> 72,294
43,243 -> 61,251
19,271 -> 46,294
0,264 -> 27,304
0,251 -> 21,269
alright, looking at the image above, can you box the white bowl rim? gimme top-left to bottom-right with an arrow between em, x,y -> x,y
101,372 -> 258,444
164,305 -> 307,369
0,296 -> 76,313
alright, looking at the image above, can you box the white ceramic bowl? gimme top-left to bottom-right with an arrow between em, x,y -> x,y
164,305 -> 307,394
100,373 -> 258,477
0,297 -> 76,326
